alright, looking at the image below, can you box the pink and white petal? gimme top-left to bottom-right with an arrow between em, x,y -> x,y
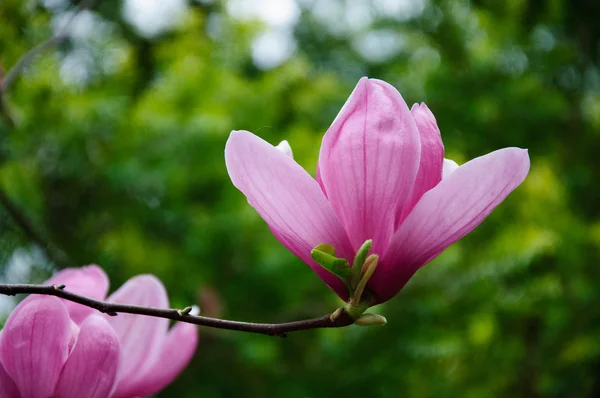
225,130 -> 354,298
46,265 -> 110,324
442,158 -> 459,179
67,320 -> 80,353
53,315 -> 120,398
398,103 -> 444,225
107,275 -> 169,397
122,323 -> 198,397
371,148 -> 530,302
318,77 -> 421,254
275,140 -> 293,158
0,362 -> 19,398
0,296 -> 71,398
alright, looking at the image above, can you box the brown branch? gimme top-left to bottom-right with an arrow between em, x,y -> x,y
1,0 -> 101,93
0,283 -> 355,337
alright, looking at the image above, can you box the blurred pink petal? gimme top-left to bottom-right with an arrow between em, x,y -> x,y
371,148 -> 530,302
318,78 -> 421,255
46,265 -> 110,324
53,315 -> 120,398
126,322 -> 198,397
399,103 -> 444,225
225,130 -> 354,297
107,275 -> 170,398
0,362 -> 19,398
0,296 -> 71,398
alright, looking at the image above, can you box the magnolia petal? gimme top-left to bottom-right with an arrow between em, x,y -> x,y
398,103 -> 444,225
126,323 -> 198,397
275,140 -> 293,158
442,158 -> 459,179
46,265 -> 109,324
0,296 -> 71,398
225,130 -> 354,298
67,320 -> 80,353
0,362 -> 19,398
107,275 -> 169,397
318,77 -> 421,255
371,147 -> 530,302
53,315 -> 120,398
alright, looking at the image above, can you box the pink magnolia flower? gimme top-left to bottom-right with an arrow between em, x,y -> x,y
225,77 -> 530,305
0,265 -> 198,398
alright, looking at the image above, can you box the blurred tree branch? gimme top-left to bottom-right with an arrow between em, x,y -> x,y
0,0 -> 103,267
0,0 -> 101,93
0,65 -> 15,128
0,186 -> 71,267
0,283 -> 355,337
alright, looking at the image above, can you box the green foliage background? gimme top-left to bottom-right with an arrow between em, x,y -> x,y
1,0 -> 600,396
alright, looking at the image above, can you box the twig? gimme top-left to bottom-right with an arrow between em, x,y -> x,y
0,283 -> 355,337
0,186 -> 71,267
1,0 -> 100,93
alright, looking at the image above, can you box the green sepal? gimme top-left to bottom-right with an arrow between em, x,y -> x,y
351,239 -> 372,289
311,245 -> 353,292
350,254 -> 378,307
314,243 -> 336,257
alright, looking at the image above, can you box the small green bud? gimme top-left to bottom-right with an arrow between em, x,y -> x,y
350,254 -> 378,307
354,313 -> 387,327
